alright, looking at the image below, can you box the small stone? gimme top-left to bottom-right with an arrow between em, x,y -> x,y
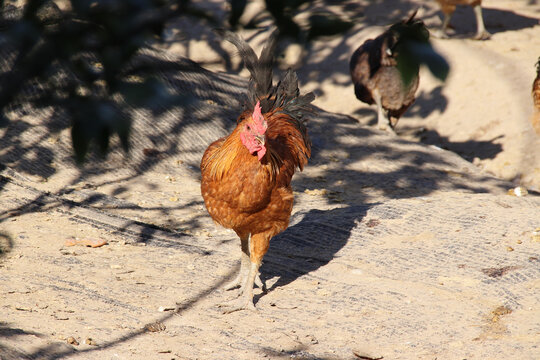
532,228 -> 540,243
158,306 -> 175,312
306,334 -> 318,344
15,307 -> 32,312
507,186 -> 528,197
85,338 -> 97,346
64,238 -> 107,248
145,322 -> 166,332
66,336 -> 79,345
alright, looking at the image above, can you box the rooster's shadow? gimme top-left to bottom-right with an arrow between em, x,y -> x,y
256,205 -> 372,302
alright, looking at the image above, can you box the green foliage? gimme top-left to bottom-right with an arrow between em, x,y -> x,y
397,40 -> 449,84
391,15 -> 450,85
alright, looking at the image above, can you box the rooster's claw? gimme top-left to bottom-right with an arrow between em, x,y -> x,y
218,298 -> 257,314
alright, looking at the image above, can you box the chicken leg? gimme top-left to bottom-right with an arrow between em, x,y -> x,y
224,234 -> 266,294
373,89 -> 396,135
433,3 -> 490,40
433,12 -> 452,39
219,232 -> 269,313
472,4 -> 491,40
220,262 -> 260,313
224,235 -> 250,291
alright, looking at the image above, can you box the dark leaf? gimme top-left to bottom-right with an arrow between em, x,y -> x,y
397,40 -> 450,84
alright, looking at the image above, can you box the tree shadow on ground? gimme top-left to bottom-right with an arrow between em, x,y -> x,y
0,231 -> 12,259
0,323 -> 46,359
0,52 -> 246,183
0,268 -> 236,360
407,85 -> 448,118
418,129 -> 504,162
482,7 -> 540,34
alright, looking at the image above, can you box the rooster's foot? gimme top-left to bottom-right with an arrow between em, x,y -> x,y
378,122 -> 396,135
218,297 -> 257,314
255,274 -> 267,292
224,275 -> 244,291
224,273 -> 265,292
431,29 -> 449,39
473,31 -> 491,41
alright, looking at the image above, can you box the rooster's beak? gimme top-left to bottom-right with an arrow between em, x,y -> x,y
255,135 -> 265,146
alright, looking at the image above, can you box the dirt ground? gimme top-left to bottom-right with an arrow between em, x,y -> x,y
1,1 -> 540,359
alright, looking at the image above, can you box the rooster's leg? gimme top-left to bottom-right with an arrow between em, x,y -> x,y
432,13 -> 451,39
373,90 -> 395,134
220,262 -> 259,313
220,233 -> 269,313
472,5 -> 491,40
224,235 -> 266,294
254,272 -> 266,292
224,235 -> 250,291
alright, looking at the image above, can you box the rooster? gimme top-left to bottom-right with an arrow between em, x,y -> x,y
349,11 -> 428,134
200,31 -> 314,313
532,57 -> 540,136
433,0 -> 491,40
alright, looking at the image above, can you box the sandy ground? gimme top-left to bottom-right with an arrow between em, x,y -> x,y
1,1 -> 540,360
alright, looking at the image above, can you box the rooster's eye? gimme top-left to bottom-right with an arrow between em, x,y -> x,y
247,125 -> 251,131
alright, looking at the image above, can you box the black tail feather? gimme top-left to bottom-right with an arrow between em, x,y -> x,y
275,69 -> 314,123
219,29 -> 278,111
218,29 -> 315,122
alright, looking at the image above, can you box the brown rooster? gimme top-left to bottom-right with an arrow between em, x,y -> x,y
200,31 -> 314,313
434,0 -> 491,40
532,57 -> 540,136
349,12 -> 428,134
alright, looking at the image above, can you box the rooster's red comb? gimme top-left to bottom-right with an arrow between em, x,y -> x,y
252,101 -> 267,134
